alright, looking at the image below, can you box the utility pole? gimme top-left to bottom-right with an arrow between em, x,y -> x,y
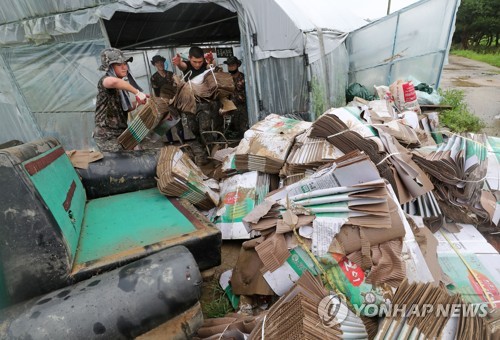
387,0 -> 392,15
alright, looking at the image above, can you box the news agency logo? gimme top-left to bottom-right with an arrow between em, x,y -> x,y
352,302 -> 490,318
317,295 -> 348,327
318,295 -> 491,327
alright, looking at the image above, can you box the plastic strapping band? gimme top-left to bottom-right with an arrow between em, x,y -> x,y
447,175 -> 499,184
182,69 -> 192,82
261,314 -> 267,339
439,229 -> 496,312
326,123 -> 388,139
208,66 -> 218,90
217,323 -> 232,340
431,130 -> 488,148
291,225 -> 351,310
376,152 -> 402,166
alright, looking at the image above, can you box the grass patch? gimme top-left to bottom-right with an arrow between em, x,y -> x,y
201,280 -> 233,318
451,50 -> 500,68
311,77 -> 327,119
438,88 -> 485,133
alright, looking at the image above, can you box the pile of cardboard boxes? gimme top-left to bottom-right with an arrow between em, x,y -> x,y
159,87 -> 500,339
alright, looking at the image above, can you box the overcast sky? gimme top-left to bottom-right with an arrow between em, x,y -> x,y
349,0 -> 420,21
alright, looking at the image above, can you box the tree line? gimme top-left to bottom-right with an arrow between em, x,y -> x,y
452,0 -> 500,49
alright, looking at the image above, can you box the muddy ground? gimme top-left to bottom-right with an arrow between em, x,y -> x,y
440,55 -> 500,136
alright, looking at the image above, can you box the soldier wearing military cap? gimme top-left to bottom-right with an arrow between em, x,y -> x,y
93,48 -> 149,151
224,56 -> 248,138
150,54 -> 183,144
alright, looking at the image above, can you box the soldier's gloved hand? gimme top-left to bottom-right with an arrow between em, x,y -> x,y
135,91 -> 148,105
172,53 -> 182,67
205,51 -> 214,65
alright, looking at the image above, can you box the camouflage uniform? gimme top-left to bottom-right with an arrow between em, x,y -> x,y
151,71 -> 176,99
93,76 -> 127,152
185,100 -> 221,165
228,71 -> 248,138
182,61 -> 222,164
93,48 -> 137,152
151,71 -> 183,143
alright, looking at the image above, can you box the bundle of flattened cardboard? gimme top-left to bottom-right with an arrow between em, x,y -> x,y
485,136 -> 500,226
407,216 -> 500,338
376,279 -> 460,339
228,153 -> 411,318
250,271 -> 370,339
234,114 -> 311,174
156,146 -> 219,210
215,171 -> 271,239
118,98 -> 163,150
310,106 -> 434,205
171,70 -> 234,115
413,133 -> 498,226
280,127 -> 344,185
207,103 -> 499,338
210,147 -> 238,180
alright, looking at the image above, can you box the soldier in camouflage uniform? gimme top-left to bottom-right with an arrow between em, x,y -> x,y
150,54 -> 183,144
224,56 -> 248,138
172,47 -> 222,165
93,48 -> 148,152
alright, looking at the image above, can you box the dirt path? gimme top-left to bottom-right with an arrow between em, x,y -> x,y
440,55 -> 500,136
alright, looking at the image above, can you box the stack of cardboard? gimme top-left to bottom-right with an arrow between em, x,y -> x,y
353,97 -> 438,201
171,70 -> 234,115
485,136 -> 500,226
310,106 -> 434,205
435,224 -> 500,311
281,128 -> 344,182
243,151 -> 382,230
376,119 -> 421,148
310,107 -> 401,200
281,179 -> 391,229
216,171 -> 271,239
234,114 -> 310,174
376,279 -> 460,339
234,153 -> 415,314
250,271 -> 368,339
118,99 -> 163,150
210,147 -> 238,180
156,146 -> 219,210
413,133 -> 495,224
402,191 -> 444,232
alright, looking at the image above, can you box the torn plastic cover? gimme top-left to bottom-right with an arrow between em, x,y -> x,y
347,0 -> 459,90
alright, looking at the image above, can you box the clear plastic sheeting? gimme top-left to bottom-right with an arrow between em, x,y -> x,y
347,0 -> 460,90
4,41 -> 104,113
0,0 -> 237,46
309,44 -> 350,114
0,54 -> 42,144
33,111 -> 96,150
255,56 -> 308,118
0,0 -> 106,25
243,0 -> 366,62
0,23 -> 107,149
0,0 -> 459,149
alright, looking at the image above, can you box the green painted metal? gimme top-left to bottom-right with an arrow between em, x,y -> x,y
75,188 -> 197,265
23,147 -> 86,260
